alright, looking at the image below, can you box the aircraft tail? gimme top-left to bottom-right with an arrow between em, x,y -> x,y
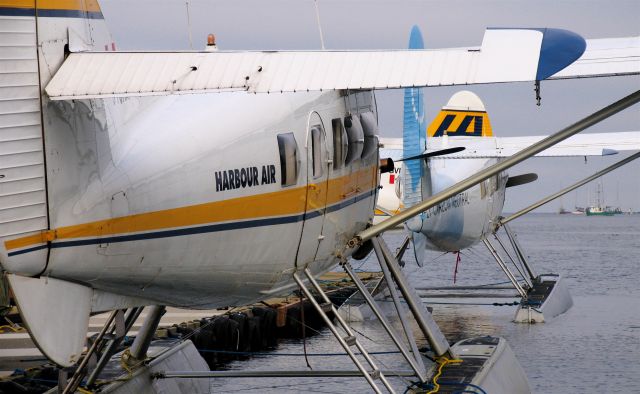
427,91 -> 493,138
0,1 -> 113,275
402,26 -> 427,209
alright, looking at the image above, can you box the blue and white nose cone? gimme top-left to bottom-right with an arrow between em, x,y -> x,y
408,91 -> 507,255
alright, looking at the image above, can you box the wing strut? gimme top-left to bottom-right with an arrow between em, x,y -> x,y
350,89 -> 640,247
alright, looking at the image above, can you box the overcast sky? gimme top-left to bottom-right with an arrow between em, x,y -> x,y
100,0 -> 640,212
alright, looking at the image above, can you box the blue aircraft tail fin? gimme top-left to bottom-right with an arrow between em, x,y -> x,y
402,25 -> 426,209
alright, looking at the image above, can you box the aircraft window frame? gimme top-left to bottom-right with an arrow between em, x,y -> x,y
344,115 -> 364,166
277,132 -> 299,187
360,112 -> 378,159
332,118 -> 347,170
310,125 -> 324,179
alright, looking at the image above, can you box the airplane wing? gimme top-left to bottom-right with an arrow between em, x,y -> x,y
424,131 -> 640,158
46,27 -> 626,100
549,36 -> 640,80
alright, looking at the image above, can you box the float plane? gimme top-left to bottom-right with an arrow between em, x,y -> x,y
0,1 -> 639,393
375,27 -> 640,323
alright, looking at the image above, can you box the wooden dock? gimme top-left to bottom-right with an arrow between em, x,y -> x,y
0,271 -> 382,389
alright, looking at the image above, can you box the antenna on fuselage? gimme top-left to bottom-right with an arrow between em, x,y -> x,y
185,1 -> 193,50
313,0 -> 326,49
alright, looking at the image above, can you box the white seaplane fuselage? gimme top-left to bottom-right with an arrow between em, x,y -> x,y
420,138 -> 507,252
2,91 -> 380,308
388,152 -> 507,253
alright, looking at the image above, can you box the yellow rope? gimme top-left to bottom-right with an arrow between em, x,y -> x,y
426,357 -> 464,394
77,387 -> 94,394
0,324 -> 24,333
119,349 -> 136,378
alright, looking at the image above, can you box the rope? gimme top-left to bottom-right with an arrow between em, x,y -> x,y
0,324 -> 24,333
423,301 -> 520,306
453,251 -> 461,284
195,349 -> 403,357
439,381 -> 488,394
426,357 -> 464,394
299,285 -> 312,369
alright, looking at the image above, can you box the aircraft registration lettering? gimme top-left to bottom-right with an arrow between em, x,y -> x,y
215,165 -> 277,192
425,192 -> 470,218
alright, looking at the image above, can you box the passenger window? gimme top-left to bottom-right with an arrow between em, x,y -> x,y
277,133 -> 299,186
344,115 -> 364,165
311,125 -> 324,178
332,118 -> 348,170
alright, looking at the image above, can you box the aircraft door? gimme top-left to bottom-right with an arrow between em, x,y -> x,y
296,112 -> 330,267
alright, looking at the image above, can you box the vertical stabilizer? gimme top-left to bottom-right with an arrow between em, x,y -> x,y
427,90 -> 493,138
0,1 -> 49,274
402,25 -> 426,209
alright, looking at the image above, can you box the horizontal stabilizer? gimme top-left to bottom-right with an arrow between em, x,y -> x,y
426,131 -> 640,158
46,28 -> 589,99
506,173 -> 538,188
7,274 -> 91,367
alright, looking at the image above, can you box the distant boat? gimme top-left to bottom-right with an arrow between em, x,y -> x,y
586,181 -> 614,216
586,206 -> 614,216
572,206 -> 585,215
558,198 -> 572,214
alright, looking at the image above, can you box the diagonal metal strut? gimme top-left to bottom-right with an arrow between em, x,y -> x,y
500,151 -> 640,226
483,238 -> 528,298
373,237 -> 453,358
341,260 -> 427,382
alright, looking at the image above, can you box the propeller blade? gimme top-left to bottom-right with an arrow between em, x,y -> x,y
506,173 -> 538,188
412,232 -> 427,267
397,146 -> 465,162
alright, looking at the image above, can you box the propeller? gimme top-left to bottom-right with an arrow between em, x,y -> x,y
412,232 -> 427,267
396,146 -> 465,162
506,173 -> 538,188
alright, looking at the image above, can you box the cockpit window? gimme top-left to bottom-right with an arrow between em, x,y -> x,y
277,133 -> 299,186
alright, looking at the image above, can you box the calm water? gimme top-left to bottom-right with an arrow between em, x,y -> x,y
210,214 -> 640,393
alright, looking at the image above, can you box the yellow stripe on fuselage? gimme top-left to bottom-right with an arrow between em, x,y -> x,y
0,0 -> 101,12
5,165 -> 378,251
